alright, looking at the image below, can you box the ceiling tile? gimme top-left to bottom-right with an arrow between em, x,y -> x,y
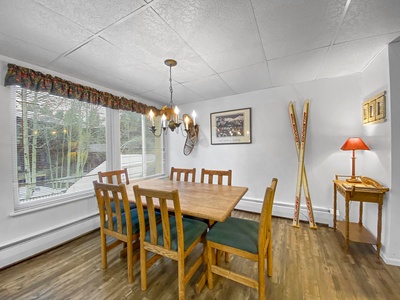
101,7 -> 215,78
153,0 -> 266,72
137,90 -> 169,106
113,63 -> 167,92
50,57 -> 148,96
319,32 -> 400,78
66,37 -> 138,70
336,0 -> 400,43
154,83 -> 205,105
33,0 -> 145,33
0,33 -> 60,66
147,57 -> 216,83
219,61 -> 272,94
269,48 -> 327,87
252,0 -> 347,60
64,37 -> 168,92
183,74 -> 236,100
0,0 -> 93,55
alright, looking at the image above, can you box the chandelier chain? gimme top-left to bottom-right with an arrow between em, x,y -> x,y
169,65 -> 173,107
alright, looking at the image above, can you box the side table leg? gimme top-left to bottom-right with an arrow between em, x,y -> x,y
345,197 -> 350,253
359,201 -> 363,225
333,182 -> 337,230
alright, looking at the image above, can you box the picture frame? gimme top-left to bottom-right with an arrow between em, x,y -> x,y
363,91 -> 386,125
210,108 -> 251,145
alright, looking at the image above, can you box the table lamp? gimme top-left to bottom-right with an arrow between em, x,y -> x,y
341,137 -> 370,183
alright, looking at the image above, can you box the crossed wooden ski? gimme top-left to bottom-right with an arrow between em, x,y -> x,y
289,100 -> 317,229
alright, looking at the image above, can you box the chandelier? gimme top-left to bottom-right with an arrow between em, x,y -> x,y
148,59 -> 199,155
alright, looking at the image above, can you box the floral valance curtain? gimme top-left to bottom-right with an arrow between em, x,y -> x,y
4,63 -> 161,115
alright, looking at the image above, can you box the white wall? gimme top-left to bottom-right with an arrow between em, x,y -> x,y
359,47 -> 396,265
358,44 -> 400,265
387,41 -> 400,264
168,75 -> 365,225
0,56 -> 159,268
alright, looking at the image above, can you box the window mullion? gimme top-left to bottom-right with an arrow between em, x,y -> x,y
106,108 -> 120,171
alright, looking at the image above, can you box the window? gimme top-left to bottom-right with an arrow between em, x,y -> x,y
11,86 -> 164,211
120,110 -> 164,179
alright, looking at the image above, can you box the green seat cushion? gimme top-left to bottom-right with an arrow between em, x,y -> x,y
186,215 -> 208,224
206,217 -> 259,254
106,209 -> 159,235
145,217 -> 208,251
110,201 -> 136,213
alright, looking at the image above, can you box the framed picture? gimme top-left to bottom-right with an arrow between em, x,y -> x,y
210,108 -> 251,145
363,91 -> 386,125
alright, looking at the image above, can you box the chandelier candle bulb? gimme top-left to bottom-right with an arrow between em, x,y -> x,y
162,114 -> 166,128
149,109 -> 155,126
185,116 -> 189,130
174,106 -> 180,123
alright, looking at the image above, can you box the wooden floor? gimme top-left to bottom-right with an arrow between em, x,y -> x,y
1,211 -> 400,300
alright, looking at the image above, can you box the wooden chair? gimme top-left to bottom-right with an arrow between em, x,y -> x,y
170,167 -> 196,182
200,168 -> 232,262
201,168 -> 232,186
98,168 -> 136,210
93,181 -> 141,283
206,178 -> 278,300
98,168 -> 130,185
133,185 -> 208,300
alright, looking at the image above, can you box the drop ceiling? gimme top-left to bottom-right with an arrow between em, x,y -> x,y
0,0 -> 399,106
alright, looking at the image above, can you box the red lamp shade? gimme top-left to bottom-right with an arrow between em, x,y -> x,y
341,137 -> 370,183
341,137 -> 370,151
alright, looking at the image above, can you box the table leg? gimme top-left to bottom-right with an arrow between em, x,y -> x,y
345,197 -> 350,253
359,201 -> 363,225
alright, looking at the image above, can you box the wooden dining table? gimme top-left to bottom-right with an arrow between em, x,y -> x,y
125,177 -> 249,293
125,177 -> 249,223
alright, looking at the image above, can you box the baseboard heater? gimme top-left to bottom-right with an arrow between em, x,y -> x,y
0,213 -> 99,269
235,197 -> 336,227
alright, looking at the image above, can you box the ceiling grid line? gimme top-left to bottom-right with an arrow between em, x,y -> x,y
315,0 -> 352,80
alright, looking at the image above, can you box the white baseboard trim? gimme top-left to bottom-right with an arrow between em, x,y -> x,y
235,197 -> 336,227
0,213 -> 99,269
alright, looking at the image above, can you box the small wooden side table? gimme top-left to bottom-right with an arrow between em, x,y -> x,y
333,176 -> 389,258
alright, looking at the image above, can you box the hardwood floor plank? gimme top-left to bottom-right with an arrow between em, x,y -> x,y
1,211 -> 399,300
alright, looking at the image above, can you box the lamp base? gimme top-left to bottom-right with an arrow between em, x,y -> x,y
346,178 -> 361,183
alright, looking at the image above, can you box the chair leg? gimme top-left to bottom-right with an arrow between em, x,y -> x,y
258,255 -> 266,300
178,256 -> 185,300
127,240 -> 133,283
267,240 -> 273,277
216,250 -> 222,266
140,245 -> 147,291
119,242 -> 128,258
224,252 -> 230,263
207,242 -> 214,289
100,232 -> 107,269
